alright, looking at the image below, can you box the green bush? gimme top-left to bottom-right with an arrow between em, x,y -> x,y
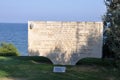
0,42 -> 20,56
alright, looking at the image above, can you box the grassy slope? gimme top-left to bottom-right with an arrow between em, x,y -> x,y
0,56 -> 119,80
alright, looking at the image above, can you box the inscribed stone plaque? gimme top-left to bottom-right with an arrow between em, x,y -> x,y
53,66 -> 66,73
28,21 -> 103,65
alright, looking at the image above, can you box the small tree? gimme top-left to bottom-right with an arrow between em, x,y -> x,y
103,0 -> 120,66
0,42 -> 20,56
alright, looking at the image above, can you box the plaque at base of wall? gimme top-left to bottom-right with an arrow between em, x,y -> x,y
53,66 -> 66,73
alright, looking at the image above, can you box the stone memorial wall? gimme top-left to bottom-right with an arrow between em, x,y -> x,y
28,21 -> 103,65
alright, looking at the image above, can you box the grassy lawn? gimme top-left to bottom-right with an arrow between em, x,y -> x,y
0,56 -> 119,80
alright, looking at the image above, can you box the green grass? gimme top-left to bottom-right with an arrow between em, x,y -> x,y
0,56 -> 120,80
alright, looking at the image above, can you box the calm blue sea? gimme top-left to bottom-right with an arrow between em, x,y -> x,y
0,23 -> 28,56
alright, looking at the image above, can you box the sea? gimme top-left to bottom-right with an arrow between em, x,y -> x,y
0,23 -> 28,56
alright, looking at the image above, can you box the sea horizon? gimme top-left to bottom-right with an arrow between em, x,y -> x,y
0,23 -> 28,56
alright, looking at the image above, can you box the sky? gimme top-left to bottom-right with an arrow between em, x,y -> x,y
0,0 -> 106,23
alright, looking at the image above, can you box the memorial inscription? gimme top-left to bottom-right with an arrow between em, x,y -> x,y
28,21 -> 103,65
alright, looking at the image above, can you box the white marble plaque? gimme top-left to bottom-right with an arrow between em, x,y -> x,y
53,66 -> 66,73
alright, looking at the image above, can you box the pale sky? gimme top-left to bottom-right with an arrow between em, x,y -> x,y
0,0 -> 106,23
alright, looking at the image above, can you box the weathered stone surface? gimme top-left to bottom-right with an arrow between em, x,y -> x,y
28,21 -> 103,65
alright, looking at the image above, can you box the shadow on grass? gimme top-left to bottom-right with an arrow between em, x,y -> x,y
0,56 -> 53,63
76,58 -> 115,67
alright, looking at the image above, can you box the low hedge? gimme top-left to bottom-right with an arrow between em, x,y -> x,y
0,42 -> 20,56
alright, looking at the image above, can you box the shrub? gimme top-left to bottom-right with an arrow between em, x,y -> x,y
0,42 -> 20,56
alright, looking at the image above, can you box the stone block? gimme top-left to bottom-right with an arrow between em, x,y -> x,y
28,21 -> 103,65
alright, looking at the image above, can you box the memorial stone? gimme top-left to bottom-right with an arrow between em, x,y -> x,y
28,21 -> 103,65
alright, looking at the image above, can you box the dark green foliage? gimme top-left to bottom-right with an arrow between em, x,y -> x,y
103,0 -> 120,67
0,42 -> 20,56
